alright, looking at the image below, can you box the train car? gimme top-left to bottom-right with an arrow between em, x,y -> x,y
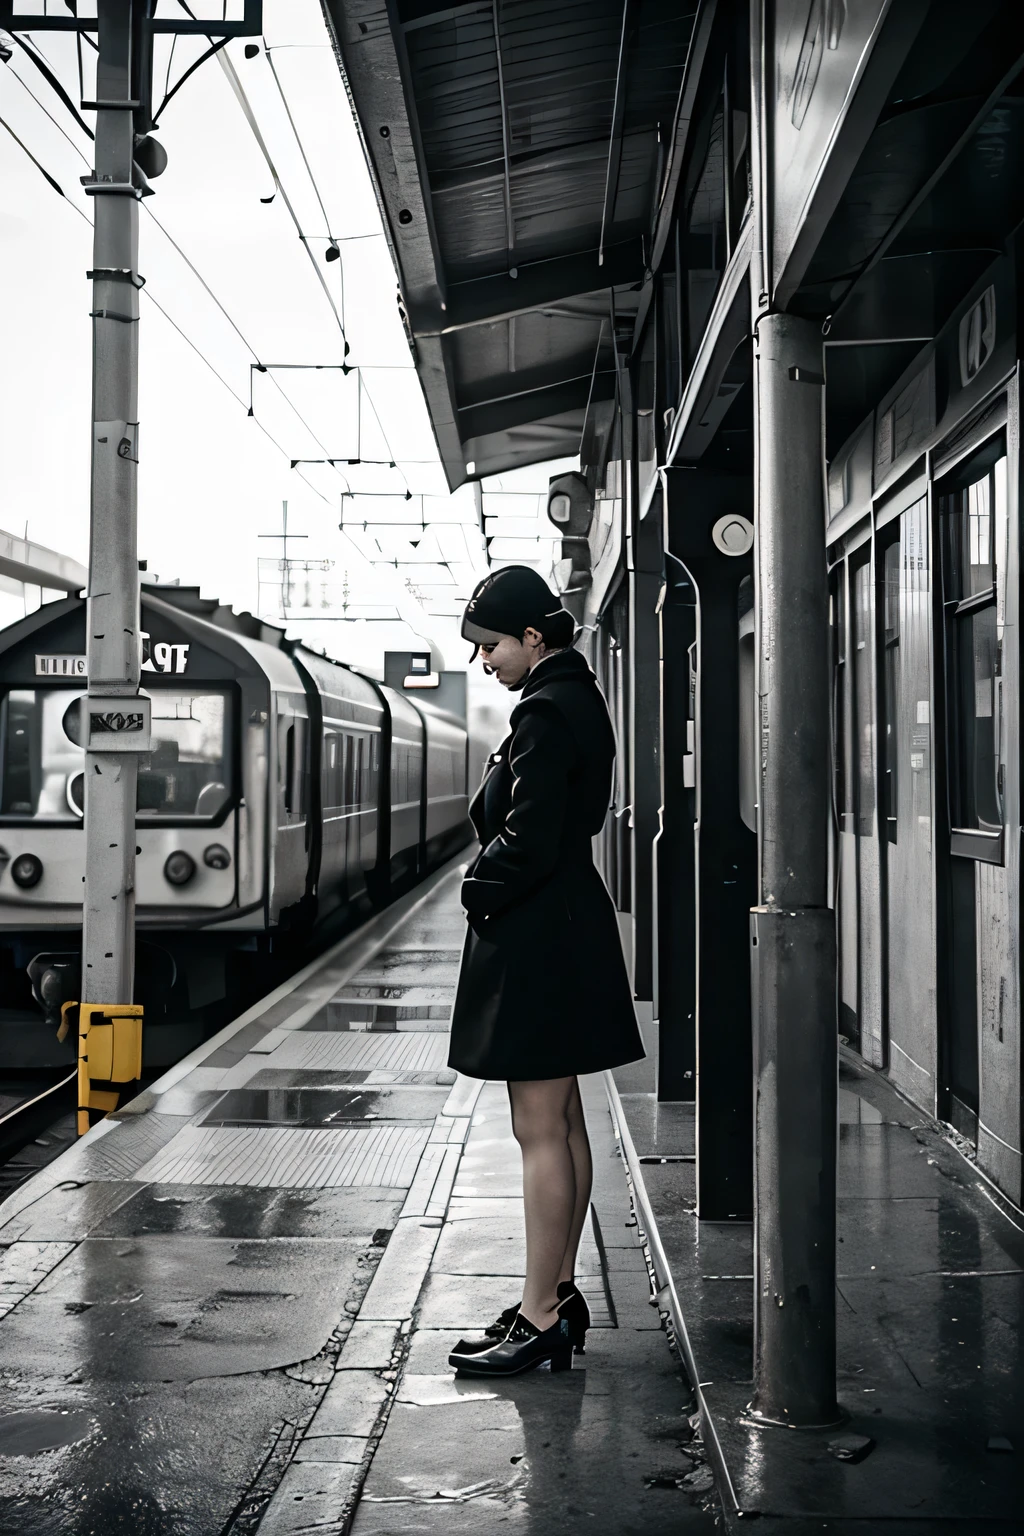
0,584 -> 471,1067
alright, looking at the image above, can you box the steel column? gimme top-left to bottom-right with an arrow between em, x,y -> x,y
629,505 -> 663,1002
82,0 -> 143,1011
750,311 -> 839,1425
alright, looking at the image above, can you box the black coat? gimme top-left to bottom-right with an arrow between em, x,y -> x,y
448,647 -> 644,1081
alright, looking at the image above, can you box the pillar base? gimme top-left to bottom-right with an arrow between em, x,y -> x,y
751,905 -> 839,1428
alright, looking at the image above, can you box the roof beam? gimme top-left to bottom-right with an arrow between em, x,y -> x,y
411,238 -> 646,334
459,352 -> 606,411
457,369 -> 616,440
599,0 -> 638,264
0,529 -> 87,592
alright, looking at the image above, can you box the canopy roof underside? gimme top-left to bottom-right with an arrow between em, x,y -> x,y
327,0 -> 699,487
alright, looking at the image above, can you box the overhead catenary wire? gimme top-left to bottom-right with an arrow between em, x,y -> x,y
216,47 -> 351,356
3,63 -> 429,505
1,54 -> 534,604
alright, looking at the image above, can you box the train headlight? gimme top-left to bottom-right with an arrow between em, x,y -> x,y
203,844 -> 231,870
163,850 -> 196,887
10,853 -> 43,889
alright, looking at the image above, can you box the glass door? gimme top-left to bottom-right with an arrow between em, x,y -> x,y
937,434 -> 1008,1141
878,501 -> 938,1106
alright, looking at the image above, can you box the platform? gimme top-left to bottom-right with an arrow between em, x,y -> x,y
0,860 -> 719,1534
612,1052 -> 1024,1532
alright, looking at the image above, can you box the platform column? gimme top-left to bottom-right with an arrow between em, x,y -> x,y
81,2 -> 145,1025
750,312 -> 839,1426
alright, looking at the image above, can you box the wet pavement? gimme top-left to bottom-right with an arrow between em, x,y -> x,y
614,1052 -> 1024,1531
0,862 -> 718,1535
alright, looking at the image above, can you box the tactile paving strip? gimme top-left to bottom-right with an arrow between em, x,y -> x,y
57,1112 -> 193,1182
132,1123 -> 431,1189
262,1031 -> 451,1074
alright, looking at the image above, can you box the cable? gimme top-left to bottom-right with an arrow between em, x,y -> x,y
264,46 -> 343,325
0,113 -> 71,200
0,82 -> 491,609
216,48 -> 350,355
5,61 -> 93,165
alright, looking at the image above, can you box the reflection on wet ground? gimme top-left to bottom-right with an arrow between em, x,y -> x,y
200,1086 -> 450,1128
622,1053 -> 1024,1528
0,870 -> 717,1534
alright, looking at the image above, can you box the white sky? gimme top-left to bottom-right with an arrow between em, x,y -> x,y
0,0 -> 576,675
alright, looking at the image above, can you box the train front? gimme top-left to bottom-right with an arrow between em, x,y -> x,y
0,589 -> 277,1067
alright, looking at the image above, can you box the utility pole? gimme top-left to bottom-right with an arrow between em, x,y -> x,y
5,0 -> 265,1131
77,0 -> 148,1130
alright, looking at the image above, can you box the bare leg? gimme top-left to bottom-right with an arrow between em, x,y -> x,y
558,1077 -> 593,1287
508,1076 -> 576,1332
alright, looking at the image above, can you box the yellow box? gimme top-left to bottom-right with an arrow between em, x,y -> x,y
80,1003 -> 143,1083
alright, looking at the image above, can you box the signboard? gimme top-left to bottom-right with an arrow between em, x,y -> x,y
33,641 -> 191,679
36,654 -> 87,678
84,696 -> 153,754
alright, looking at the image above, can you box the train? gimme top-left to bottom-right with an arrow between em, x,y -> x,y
0,584 -> 472,1067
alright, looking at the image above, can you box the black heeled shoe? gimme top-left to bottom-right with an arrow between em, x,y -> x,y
452,1282 -> 590,1357
449,1312 -> 573,1376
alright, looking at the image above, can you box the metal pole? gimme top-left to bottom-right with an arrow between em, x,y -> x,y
749,311 -> 839,1426
78,0 -> 148,1126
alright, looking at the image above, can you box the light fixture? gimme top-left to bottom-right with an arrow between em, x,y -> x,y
11,854 -> 43,889
164,850 -> 196,886
203,844 -> 231,870
134,134 -> 168,179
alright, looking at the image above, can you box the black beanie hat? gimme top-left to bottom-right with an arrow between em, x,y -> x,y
461,566 -> 575,658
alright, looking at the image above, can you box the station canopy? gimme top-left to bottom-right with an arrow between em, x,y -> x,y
326,0 -> 699,488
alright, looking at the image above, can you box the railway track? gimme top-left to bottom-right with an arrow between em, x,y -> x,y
0,1071 -> 79,1200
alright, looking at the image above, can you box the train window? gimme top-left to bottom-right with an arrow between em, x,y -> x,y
343,734 -> 353,808
284,723 -> 296,814
0,687 -> 231,822
940,445 -> 1006,838
141,692 -> 231,819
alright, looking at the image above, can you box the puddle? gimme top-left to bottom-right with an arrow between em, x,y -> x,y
200,1086 -> 448,1128
302,999 -> 452,1033
397,1374 -> 500,1406
245,1069 -> 456,1089
0,1410 -> 94,1457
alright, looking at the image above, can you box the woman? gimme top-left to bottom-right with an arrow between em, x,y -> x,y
447,565 -> 644,1378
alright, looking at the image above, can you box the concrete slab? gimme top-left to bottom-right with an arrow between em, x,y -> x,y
258,1460 -> 359,1534
0,1180 -> 140,1242
415,1271 -> 523,1331
0,1237 -> 371,1381
338,1322 -> 401,1371
294,1435 -> 368,1463
307,1371 -> 391,1438
357,1217 -> 443,1321
92,1183 -> 404,1240
430,1213 -> 524,1276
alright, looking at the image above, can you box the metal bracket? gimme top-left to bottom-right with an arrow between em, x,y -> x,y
89,310 -> 139,324
87,268 -> 146,288
81,180 -> 141,198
